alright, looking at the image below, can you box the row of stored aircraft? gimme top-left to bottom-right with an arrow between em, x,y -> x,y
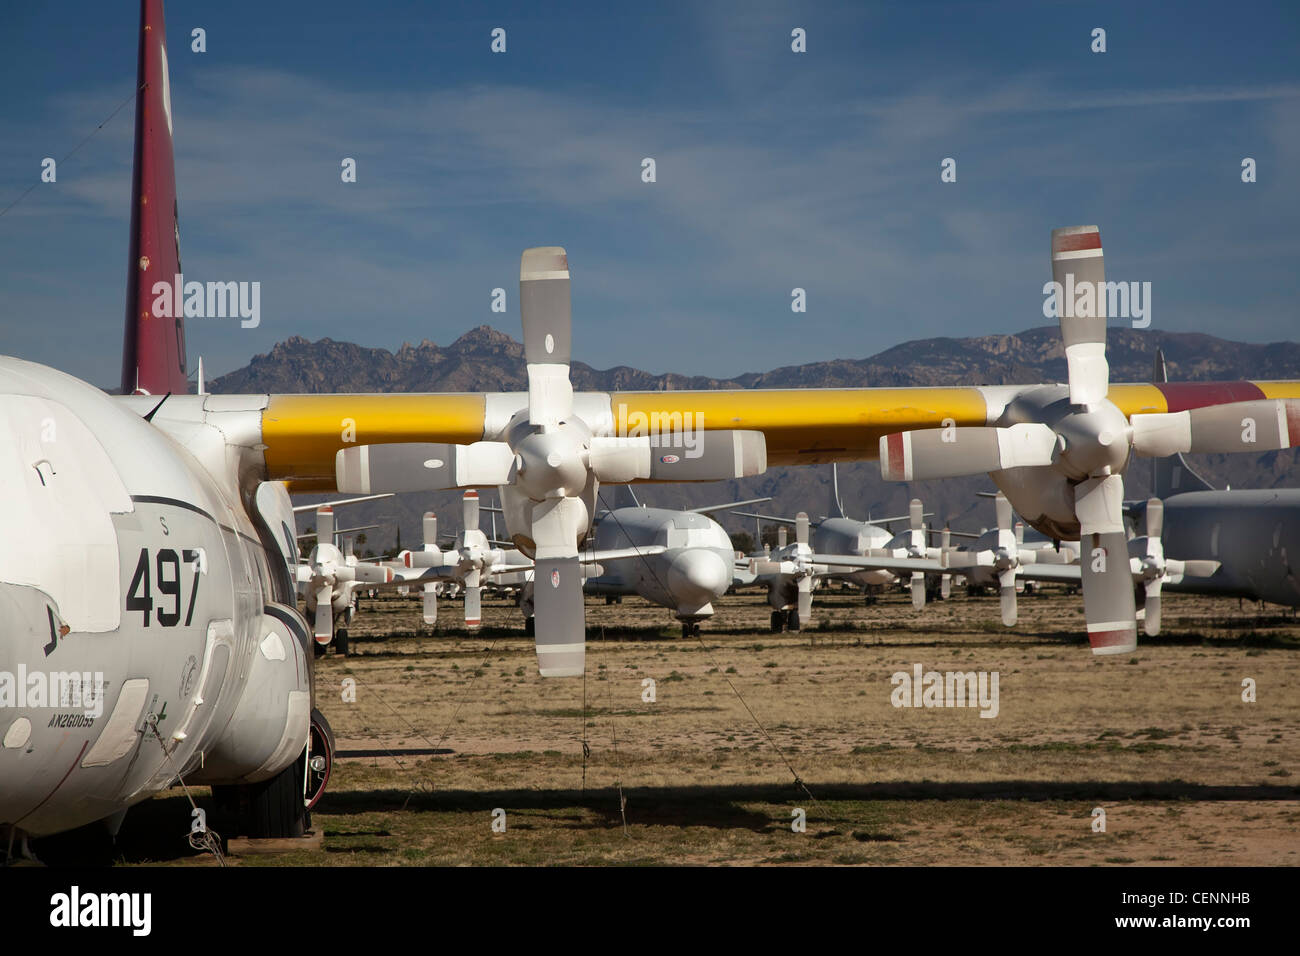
315,411 -> 1296,645
2,0 -> 1297,854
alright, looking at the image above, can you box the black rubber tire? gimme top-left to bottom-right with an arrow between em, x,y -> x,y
786,608 -> 801,632
334,628 -> 350,657
769,611 -> 784,633
245,749 -> 309,839
524,616 -> 535,637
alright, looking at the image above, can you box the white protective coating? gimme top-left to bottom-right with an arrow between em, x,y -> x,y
251,690 -> 310,779
0,393 -> 131,632
3,717 -> 32,749
259,630 -> 287,662
81,678 -> 150,767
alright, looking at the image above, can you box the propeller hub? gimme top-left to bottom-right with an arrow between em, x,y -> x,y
1054,401 -> 1131,478
513,427 -> 588,499
309,543 -> 344,575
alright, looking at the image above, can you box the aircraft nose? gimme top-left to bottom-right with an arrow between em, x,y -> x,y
666,548 -> 730,604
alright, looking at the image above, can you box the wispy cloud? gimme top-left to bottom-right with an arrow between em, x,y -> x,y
1,0 -> 1296,386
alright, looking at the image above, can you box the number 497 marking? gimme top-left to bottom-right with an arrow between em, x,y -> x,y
126,548 -> 203,627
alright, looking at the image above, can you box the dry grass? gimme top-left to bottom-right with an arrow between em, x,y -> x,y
121,585 -> 1300,866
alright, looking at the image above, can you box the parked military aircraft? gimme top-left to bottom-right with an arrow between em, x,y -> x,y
738,471 -> 920,628
296,500 -> 395,653
391,489 -> 688,633
1,0 -> 327,849
6,1 -> 1299,851
740,466 -> 906,588
944,492 -> 1079,625
1138,351 -> 1300,609
580,487 -> 769,638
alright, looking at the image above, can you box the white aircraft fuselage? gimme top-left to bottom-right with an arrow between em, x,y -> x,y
582,508 -> 734,620
0,359 -> 314,837
1159,489 -> 1300,606
814,518 -> 895,587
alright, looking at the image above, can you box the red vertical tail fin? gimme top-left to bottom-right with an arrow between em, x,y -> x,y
120,0 -> 188,396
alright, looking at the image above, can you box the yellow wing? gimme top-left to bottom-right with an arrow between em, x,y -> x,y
265,382 -> 1300,492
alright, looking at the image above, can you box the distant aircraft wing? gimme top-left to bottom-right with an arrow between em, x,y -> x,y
1014,564 -> 1083,583
370,564 -> 451,585
809,553 -> 947,574
465,545 -> 670,578
579,545 -> 668,564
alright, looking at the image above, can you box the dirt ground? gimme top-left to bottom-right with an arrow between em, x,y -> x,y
122,583 -> 1300,866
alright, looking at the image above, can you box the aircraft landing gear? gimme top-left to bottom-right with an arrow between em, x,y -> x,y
210,713 -> 334,842
785,608 -> 801,632
680,621 -> 701,640
770,610 -> 784,633
305,709 -> 334,811
334,628 -> 350,657
212,750 -> 310,840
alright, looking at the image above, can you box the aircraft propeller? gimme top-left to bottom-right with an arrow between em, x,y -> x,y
750,511 -> 821,628
877,226 -> 1297,654
1129,498 -> 1220,636
303,505 -> 392,644
335,248 -> 766,675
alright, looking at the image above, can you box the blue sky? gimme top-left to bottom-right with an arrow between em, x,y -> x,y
1,0 -> 1297,385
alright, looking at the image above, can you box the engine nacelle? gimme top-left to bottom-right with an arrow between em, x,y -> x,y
188,603 -> 311,784
992,466 -> 1081,540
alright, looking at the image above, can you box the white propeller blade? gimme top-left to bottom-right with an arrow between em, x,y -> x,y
1051,225 -> 1108,407
879,423 -> 1056,481
316,506 -> 335,546
1075,474 -> 1137,654
313,585 -> 333,641
463,490 -> 480,533
335,441 -> 514,494
464,566 -> 482,628
998,568 -> 1018,626
1131,399 -> 1300,457
533,556 -> 584,676
588,430 -> 766,483
521,246 -> 574,427
422,582 -> 438,624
